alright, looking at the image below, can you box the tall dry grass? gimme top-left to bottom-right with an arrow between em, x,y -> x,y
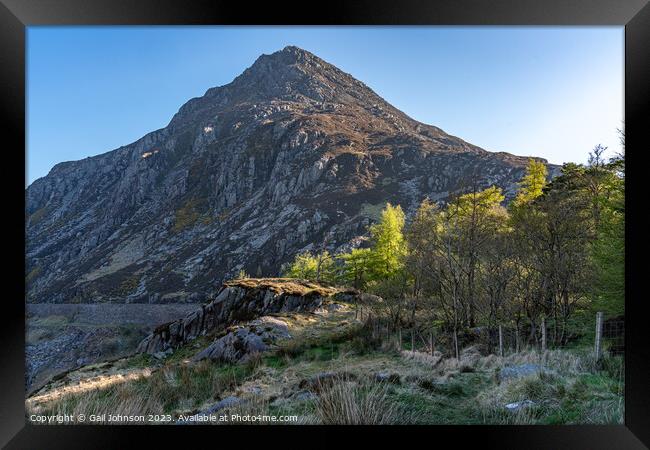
315,377 -> 402,425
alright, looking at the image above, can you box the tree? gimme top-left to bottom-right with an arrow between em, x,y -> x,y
284,250 -> 336,283
367,203 -> 407,281
512,163 -> 594,345
448,185 -> 506,327
406,198 -> 439,299
284,251 -> 319,280
339,247 -> 373,289
512,159 -> 548,208
589,152 -> 625,315
314,250 -> 336,283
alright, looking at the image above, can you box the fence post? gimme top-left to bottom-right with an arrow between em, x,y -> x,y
541,317 -> 547,352
398,328 -> 402,351
429,332 -> 434,356
595,311 -> 604,360
411,329 -> 415,352
498,324 -> 504,357
515,323 -> 520,353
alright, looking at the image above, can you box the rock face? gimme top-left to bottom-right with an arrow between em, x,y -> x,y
136,278 -> 356,354
193,316 -> 291,363
26,45 -> 559,304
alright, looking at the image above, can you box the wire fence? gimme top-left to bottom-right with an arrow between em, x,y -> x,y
355,307 -> 623,360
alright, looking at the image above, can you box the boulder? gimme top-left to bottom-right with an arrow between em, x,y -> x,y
193,316 -> 291,363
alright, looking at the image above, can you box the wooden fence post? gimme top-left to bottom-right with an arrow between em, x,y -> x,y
411,329 -> 415,352
595,311 -> 604,360
515,323 -> 520,353
541,317 -> 547,352
396,327 -> 401,351
498,324 -> 504,357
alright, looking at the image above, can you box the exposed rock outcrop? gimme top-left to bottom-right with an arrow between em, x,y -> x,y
136,278 -> 358,354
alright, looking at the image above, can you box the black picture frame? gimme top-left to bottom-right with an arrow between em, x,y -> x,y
2,0 -> 649,448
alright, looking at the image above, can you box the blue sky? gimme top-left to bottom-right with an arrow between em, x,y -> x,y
27,26 -> 624,185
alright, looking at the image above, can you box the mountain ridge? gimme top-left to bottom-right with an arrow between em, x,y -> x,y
26,46 -> 559,305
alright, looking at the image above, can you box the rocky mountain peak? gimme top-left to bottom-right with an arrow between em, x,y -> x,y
26,46 -> 558,306
168,46 -> 385,129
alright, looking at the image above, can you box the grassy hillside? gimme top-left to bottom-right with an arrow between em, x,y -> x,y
26,299 -> 623,425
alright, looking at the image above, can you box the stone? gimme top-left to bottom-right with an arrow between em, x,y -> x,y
505,400 -> 536,411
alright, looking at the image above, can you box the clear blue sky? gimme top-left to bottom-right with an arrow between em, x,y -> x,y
27,26 -> 624,185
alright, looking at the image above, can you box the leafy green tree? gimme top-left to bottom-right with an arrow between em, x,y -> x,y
512,159 -> 548,208
314,250 -> 337,283
589,152 -> 625,315
284,250 -> 336,283
406,198 -> 439,298
284,251 -> 319,280
368,203 -> 407,281
339,247 -> 373,289
448,185 -> 506,327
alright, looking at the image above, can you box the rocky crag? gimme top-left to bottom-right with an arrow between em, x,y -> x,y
136,278 -> 361,358
26,46 -> 559,304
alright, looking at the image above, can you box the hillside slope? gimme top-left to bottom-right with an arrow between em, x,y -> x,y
27,279 -> 622,425
26,46 -> 558,304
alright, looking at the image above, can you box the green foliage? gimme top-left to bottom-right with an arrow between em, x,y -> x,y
588,152 -> 625,315
513,159 -> 548,208
279,147 -> 623,348
235,269 -> 250,280
339,248 -> 373,289
283,250 -> 336,283
367,203 -> 407,281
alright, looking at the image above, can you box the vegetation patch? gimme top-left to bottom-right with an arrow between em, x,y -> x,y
172,198 -> 201,233
224,277 -> 341,297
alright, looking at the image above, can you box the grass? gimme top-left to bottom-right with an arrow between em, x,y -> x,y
315,377 -> 401,425
223,278 -> 342,297
475,352 -> 624,425
29,360 -> 254,420
27,302 -> 624,425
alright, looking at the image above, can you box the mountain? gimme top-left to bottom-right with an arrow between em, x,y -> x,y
26,46 -> 558,304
